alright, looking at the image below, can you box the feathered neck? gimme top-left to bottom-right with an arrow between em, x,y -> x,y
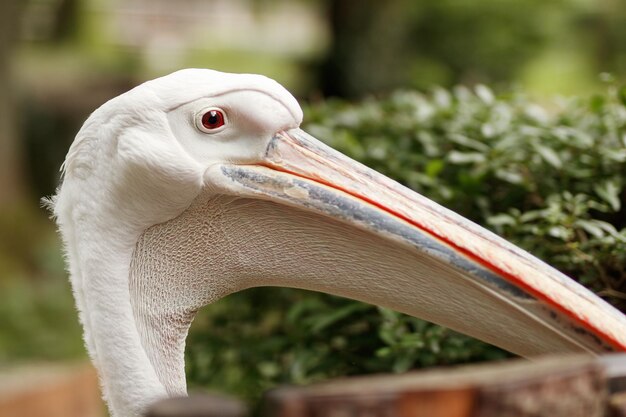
52,110 -> 204,416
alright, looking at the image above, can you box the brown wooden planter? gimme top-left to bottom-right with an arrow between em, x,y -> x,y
148,355 -> 626,417
264,355 -> 612,417
0,363 -> 104,417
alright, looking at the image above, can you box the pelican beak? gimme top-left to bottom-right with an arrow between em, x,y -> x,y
211,128 -> 626,357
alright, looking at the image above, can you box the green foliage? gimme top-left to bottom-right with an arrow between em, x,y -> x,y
304,85 -> 626,303
188,84 -> 626,404
0,204 -> 85,363
187,288 -> 507,403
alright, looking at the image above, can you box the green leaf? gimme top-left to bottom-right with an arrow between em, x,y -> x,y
448,133 -> 490,152
392,355 -> 415,373
495,169 -> 524,184
594,180 -> 621,211
309,302 -> 371,333
533,143 -> 562,169
487,214 -> 516,227
425,159 -> 444,177
475,84 -> 495,105
575,219 -> 606,238
447,151 -> 486,164
547,226 -> 572,240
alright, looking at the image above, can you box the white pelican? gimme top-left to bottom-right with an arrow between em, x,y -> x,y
50,69 -> 626,417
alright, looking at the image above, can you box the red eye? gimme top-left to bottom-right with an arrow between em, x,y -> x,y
201,110 -> 225,130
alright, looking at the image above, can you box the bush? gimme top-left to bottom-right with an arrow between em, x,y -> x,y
186,84 -> 626,403
0,204 -> 85,363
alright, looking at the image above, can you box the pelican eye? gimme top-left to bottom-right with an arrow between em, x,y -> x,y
198,109 -> 226,132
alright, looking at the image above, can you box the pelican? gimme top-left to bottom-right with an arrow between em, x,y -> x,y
50,69 -> 626,417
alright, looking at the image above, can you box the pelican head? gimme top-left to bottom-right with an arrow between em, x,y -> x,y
51,69 -> 626,417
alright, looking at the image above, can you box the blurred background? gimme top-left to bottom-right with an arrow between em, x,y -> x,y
1,0 -> 625,415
